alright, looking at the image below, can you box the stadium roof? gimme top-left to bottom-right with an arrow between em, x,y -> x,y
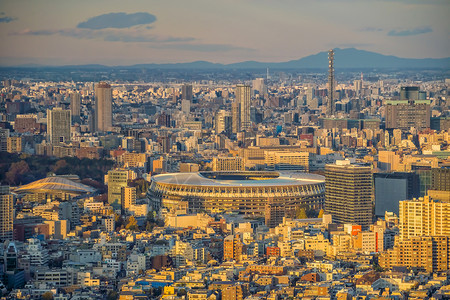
151,171 -> 324,187
15,176 -> 96,194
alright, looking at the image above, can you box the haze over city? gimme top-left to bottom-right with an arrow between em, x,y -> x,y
0,0 -> 449,66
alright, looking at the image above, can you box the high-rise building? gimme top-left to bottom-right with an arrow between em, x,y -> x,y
431,168 -> 450,192
223,235 -> 245,262
327,49 -> 335,116
0,186 -> 13,242
0,129 -> 8,152
399,196 -> 450,240
215,110 -> 232,134
107,170 -> 129,209
374,172 -> 420,216
70,92 -> 81,119
236,84 -> 251,131
181,99 -> 191,114
252,78 -> 267,95
325,160 -> 373,226
95,82 -> 112,132
232,102 -> 241,134
47,108 -> 71,145
385,100 -> 430,130
182,84 -> 193,101
121,186 -> 136,213
7,137 -> 22,153
379,236 -> 450,272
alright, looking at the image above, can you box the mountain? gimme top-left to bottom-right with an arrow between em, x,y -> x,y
7,48 -> 450,69
226,48 -> 450,69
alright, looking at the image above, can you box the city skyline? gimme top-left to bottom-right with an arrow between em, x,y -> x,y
0,0 -> 449,66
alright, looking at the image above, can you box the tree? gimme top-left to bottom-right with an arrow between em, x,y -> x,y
41,291 -> 54,300
126,216 -> 138,231
106,291 -> 118,300
318,209 -> 324,218
296,207 -> 307,219
5,160 -> 30,185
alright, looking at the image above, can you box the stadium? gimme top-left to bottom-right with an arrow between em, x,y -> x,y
147,171 -> 325,216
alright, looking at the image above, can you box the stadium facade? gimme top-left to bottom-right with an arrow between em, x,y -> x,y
147,171 -> 325,216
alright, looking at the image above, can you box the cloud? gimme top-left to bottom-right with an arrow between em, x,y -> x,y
77,12 -> 156,29
360,27 -> 383,32
387,26 -> 432,36
0,12 -> 17,23
153,43 -> 255,53
13,28 -> 193,43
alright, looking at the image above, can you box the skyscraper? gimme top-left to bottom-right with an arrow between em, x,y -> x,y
232,102 -> 241,134
215,110 -> 232,134
325,160 -> 373,226
327,49 -> 335,116
0,186 -> 13,242
47,107 -> 71,145
70,92 -> 81,119
399,196 -> 450,240
182,84 -> 193,101
236,84 -> 251,131
95,82 -> 112,132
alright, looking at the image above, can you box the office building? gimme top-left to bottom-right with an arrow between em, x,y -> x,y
107,170 -> 129,209
374,172 -> 420,216
264,151 -> 310,172
399,86 -> 426,101
95,82 -> 112,132
325,160 -> 373,226
399,196 -> 450,240
431,168 -> 450,192
236,84 -> 251,131
47,108 -> 71,145
0,186 -> 13,242
327,49 -> 335,116
212,157 -> 244,172
385,100 -> 430,130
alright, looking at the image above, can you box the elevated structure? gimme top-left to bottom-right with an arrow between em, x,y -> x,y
148,171 -> 325,217
327,49 -> 335,116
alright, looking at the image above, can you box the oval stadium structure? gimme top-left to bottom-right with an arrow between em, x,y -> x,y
147,171 -> 325,217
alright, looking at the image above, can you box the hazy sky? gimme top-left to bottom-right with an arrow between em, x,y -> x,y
0,0 -> 449,66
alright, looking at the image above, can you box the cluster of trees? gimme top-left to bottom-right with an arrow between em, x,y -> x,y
0,152 -> 114,186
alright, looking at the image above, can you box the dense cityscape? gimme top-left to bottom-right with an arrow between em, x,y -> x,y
0,44 -> 449,300
3,3 -> 450,300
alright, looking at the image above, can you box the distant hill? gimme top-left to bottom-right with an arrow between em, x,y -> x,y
8,48 -> 450,69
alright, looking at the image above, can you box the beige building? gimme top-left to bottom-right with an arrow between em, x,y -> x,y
212,156 -> 244,172
95,82 -> 112,132
379,236 -> 450,272
121,186 -> 136,211
264,151 -> 310,171
7,136 -> 22,153
399,196 -> 450,240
